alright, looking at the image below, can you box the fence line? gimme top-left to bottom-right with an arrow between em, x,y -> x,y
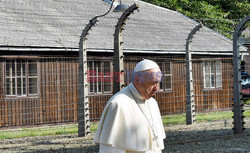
0,17 -> 249,144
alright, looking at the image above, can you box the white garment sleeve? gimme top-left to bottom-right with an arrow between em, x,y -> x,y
99,144 -> 126,153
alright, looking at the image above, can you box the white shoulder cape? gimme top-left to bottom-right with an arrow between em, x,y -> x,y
93,83 -> 166,151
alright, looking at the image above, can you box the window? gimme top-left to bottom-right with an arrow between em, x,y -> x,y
5,59 -> 39,97
158,61 -> 172,90
203,61 -> 222,89
87,61 -> 112,94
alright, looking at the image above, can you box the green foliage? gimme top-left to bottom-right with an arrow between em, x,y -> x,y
142,0 -> 249,39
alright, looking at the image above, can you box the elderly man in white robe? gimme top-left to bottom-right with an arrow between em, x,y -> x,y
94,59 -> 166,153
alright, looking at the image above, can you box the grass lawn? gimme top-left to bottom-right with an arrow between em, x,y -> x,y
162,111 -> 235,125
0,123 -> 98,140
162,109 -> 250,125
0,110 -> 249,140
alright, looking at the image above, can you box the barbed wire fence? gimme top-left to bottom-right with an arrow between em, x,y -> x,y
0,0 -> 249,147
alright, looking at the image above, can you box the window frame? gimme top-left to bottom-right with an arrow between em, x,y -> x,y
158,61 -> 172,91
87,60 -> 113,95
4,58 -> 39,98
203,60 -> 222,89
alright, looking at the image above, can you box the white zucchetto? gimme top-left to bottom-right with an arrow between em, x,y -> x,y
134,59 -> 160,72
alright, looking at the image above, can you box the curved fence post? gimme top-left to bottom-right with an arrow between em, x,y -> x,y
78,17 -> 98,137
186,23 -> 202,125
78,1 -> 128,137
233,15 -> 250,134
113,3 -> 139,94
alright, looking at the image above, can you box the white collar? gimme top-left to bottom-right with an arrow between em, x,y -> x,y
128,83 -> 145,103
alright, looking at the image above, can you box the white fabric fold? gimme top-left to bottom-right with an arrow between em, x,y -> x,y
94,83 -> 166,152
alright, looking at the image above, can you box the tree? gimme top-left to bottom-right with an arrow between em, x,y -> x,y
142,0 -> 249,39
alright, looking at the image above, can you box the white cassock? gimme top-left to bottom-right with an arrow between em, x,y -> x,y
94,83 -> 166,153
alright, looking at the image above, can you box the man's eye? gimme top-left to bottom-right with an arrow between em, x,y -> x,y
153,82 -> 158,85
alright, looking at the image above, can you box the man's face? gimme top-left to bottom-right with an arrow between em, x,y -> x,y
136,68 -> 162,100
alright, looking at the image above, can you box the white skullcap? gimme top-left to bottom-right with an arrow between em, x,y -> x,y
134,59 -> 160,72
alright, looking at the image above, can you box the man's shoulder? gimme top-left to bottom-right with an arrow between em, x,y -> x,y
148,97 -> 157,103
108,87 -> 132,104
110,93 -> 132,104
147,97 -> 159,107
111,87 -> 130,100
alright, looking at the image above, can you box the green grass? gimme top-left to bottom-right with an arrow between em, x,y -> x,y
162,110 -> 250,125
245,99 -> 250,105
0,124 -> 77,139
0,123 -> 99,140
244,109 -> 250,117
162,113 -> 186,125
1,110 -> 250,139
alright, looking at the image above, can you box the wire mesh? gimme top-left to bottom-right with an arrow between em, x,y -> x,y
241,53 -> 250,132
0,0 -> 249,151
0,57 -> 80,127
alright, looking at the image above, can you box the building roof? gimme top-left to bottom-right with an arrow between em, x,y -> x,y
240,27 -> 250,45
0,0 -> 246,54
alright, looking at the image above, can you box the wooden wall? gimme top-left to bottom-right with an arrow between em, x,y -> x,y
192,58 -> 233,112
155,56 -> 233,115
89,95 -> 111,121
0,57 -> 79,127
154,58 -> 186,115
39,57 -> 79,124
0,55 -> 234,127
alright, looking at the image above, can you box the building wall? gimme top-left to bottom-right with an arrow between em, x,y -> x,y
0,53 -> 234,127
192,57 -> 233,112
0,56 -> 79,127
242,44 -> 250,74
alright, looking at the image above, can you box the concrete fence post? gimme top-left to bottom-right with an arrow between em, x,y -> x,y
113,3 -> 139,94
186,23 -> 202,125
233,15 -> 250,134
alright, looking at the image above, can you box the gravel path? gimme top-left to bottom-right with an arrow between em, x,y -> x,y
0,118 -> 250,153
164,118 -> 250,153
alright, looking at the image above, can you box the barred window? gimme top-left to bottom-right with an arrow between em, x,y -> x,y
87,61 -> 112,94
158,61 -> 172,90
5,59 -> 39,97
203,61 -> 222,89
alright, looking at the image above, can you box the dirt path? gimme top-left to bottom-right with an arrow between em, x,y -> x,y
0,119 -> 250,153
